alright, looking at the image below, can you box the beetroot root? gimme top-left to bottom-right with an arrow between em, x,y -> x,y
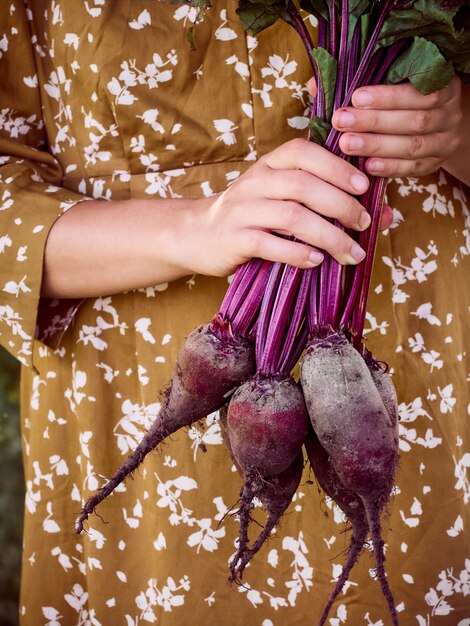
305,432 -> 368,626
227,373 -> 309,476
76,316 -> 255,533
219,404 -> 304,582
229,453 -> 304,582
300,331 -> 398,501
300,329 -> 400,625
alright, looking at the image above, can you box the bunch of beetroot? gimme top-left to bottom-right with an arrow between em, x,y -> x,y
77,1 -> 470,624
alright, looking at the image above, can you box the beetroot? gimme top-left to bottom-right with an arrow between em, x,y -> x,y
227,373 -> 309,476
220,264 -> 311,580
75,259 -> 274,533
301,328 -> 399,625
220,406 -> 304,581
76,316 -> 255,533
301,331 -> 398,500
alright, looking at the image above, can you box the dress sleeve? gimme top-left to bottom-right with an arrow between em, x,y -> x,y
0,3 -> 88,366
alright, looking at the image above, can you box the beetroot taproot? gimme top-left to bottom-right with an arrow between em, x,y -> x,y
305,431 -> 368,626
301,328 -> 399,625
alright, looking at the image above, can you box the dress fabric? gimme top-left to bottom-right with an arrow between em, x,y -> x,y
0,2 -> 469,625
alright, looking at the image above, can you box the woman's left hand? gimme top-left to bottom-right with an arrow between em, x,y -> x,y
329,76 -> 463,178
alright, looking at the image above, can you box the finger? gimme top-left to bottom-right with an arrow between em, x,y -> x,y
243,199 -> 366,265
351,76 -> 460,111
241,230 -> 324,269
307,76 -> 317,98
379,204 -> 393,231
263,138 -> 370,195
243,168 -> 370,231
332,105 -> 454,136
338,130 -> 459,161
364,156 -> 444,178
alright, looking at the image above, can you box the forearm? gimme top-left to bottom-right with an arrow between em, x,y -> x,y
41,197 -> 202,298
442,81 -> 470,187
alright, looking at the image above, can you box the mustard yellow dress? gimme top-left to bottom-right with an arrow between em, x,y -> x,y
0,2 -> 469,624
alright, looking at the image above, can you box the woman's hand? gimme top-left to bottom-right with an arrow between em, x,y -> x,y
44,138 -> 381,298
330,76 -> 463,178
180,138 -> 378,277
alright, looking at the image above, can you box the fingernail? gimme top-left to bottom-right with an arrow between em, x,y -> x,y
368,159 -> 385,173
350,243 -> 366,263
351,173 -> 369,193
359,211 -> 371,230
336,110 -> 355,128
354,90 -> 374,106
308,250 -> 324,265
347,135 -> 364,151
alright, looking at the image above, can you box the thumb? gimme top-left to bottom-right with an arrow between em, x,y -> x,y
307,76 -> 317,98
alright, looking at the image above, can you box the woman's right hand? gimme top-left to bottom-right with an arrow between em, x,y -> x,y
43,138 -> 393,299
177,138 -> 387,278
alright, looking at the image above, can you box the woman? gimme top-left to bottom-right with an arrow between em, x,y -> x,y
1,1 -> 468,624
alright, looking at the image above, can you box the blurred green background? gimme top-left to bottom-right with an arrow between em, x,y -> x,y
0,346 -> 23,626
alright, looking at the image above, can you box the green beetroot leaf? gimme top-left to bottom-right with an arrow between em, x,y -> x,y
236,0 -> 289,35
299,0 -> 332,22
377,0 -> 470,82
378,0 -> 462,47
308,116 -> 332,146
386,36 -> 455,93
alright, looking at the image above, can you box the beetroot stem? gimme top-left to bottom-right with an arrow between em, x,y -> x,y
346,20 -> 360,93
284,0 -> 326,119
278,268 -> 311,372
328,0 -> 338,58
232,260 -> 273,336
350,177 -> 387,345
260,265 -> 302,374
220,257 -> 264,321
255,262 -> 283,365
333,0 -> 349,111
307,266 -> 319,331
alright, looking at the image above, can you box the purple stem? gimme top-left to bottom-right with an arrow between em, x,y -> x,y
307,266 -> 319,331
324,259 -> 342,327
318,15 -> 327,50
219,257 -> 263,320
350,177 -> 388,346
346,18 -> 360,93
286,1 -> 316,62
333,0 -> 349,111
339,166 -> 371,329
286,320 -> 309,373
278,268 -> 311,373
326,39 -> 406,155
285,1 -> 326,120
255,262 -> 283,366
232,261 -> 273,337
318,253 -> 331,327
328,1 -> 338,58
260,265 -> 302,374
